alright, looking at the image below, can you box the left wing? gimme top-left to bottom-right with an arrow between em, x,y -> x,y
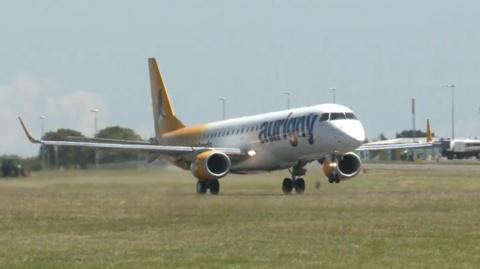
63,136 -> 153,145
19,117 -> 244,158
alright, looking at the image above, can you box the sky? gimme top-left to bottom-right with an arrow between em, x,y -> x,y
1,0 -> 480,157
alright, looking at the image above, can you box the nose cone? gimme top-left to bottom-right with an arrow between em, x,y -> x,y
347,121 -> 366,144
334,120 -> 365,149
330,120 -> 366,150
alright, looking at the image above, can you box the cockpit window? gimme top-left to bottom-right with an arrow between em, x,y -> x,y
330,112 -> 346,120
345,112 -> 357,120
319,113 -> 329,122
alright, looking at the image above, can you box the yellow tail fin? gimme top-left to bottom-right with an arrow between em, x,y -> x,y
426,119 -> 433,143
148,58 -> 185,136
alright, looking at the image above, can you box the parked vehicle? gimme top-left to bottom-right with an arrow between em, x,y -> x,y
440,139 -> 480,159
1,159 -> 28,177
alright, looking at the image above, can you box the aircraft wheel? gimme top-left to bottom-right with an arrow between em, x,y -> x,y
294,178 -> 305,194
328,175 -> 340,184
196,180 -> 208,194
282,178 -> 293,194
209,180 -> 220,195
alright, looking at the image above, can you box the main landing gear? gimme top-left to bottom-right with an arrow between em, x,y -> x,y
282,177 -> 305,194
196,179 -> 220,195
282,162 -> 307,194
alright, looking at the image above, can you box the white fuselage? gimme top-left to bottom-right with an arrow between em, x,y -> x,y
192,104 -> 365,173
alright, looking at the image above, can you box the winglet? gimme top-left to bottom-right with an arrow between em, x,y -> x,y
18,117 -> 41,143
426,119 -> 433,143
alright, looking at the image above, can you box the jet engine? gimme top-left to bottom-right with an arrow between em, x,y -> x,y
322,152 -> 362,182
190,150 -> 231,180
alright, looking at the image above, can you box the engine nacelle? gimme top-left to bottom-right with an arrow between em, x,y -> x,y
322,152 -> 362,181
190,150 -> 231,180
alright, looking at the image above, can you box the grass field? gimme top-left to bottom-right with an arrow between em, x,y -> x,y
0,163 -> 479,269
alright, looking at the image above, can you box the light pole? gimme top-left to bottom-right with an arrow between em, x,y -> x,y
90,108 -> 99,168
447,84 -> 456,140
39,115 -> 47,170
328,88 -> 336,104
411,98 -> 416,142
282,91 -> 291,109
39,115 -> 47,138
218,97 -> 226,120
90,108 -> 99,136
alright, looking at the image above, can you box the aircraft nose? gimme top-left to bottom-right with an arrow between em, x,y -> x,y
345,121 -> 366,145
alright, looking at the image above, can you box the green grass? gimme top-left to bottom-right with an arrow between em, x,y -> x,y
0,165 -> 479,269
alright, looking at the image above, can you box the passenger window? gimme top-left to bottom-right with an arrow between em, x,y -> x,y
345,112 -> 357,120
330,113 -> 346,120
319,113 -> 329,122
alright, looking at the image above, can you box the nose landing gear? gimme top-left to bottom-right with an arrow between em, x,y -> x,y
328,174 -> 341,184
196,179 -> 220,195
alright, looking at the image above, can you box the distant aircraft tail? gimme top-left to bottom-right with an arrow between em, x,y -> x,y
426,119 -> 433,143
148,58 -> 185,137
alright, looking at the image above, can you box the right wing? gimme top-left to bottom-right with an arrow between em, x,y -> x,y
19,117 -> 244,158
357,140 -> 433,151
356,119 -> 435,151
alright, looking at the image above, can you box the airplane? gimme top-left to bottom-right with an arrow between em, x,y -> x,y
19,58 -> 433,195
